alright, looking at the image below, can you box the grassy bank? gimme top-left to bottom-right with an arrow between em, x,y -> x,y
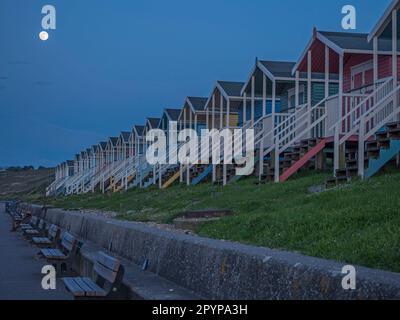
45,170 -> 400,273
0,168 -> 54,201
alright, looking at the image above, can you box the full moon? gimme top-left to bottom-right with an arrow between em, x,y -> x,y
39,31 -> 49,41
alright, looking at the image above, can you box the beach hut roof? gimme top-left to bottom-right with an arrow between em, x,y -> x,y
164,108 -> 181,121
368,0 -> 400,41
187,97 -> 208,111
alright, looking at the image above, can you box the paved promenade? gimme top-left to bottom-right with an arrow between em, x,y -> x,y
0,203 -> 70,300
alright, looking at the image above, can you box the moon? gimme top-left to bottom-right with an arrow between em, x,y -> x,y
39,31 -> 49,41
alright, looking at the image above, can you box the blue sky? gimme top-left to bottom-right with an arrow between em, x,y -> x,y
0,0 -> 391,167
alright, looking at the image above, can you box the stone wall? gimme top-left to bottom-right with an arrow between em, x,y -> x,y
34,205 -> 400,300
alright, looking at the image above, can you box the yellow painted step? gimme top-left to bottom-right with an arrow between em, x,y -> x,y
161,171 -> 180,189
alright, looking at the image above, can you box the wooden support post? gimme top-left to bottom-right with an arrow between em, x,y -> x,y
223,100 -> 231,186
307,50 -> 312,138
272,80 -> 276,130
325,45 -> 329,99
187,164 -> 190,186
315,151 -> 325,171
251,75 -> 255,127
392,10 -> 399,121
159,165 -> 162,189
333,123 -> 339,174
212,94 -> 216,183
259,136 -> 265,181
220,95 -> 223,129
226,100 -> 230,129
223,163 -> 227,186
262,74 -> 267,117
295,71 -> 299,108
243,92 -> 247,125
212,94 -> 215,129
274,143 -> 280,183
393,9 -> 398,84
373,37 -> 378,85
358,116 -> 365,179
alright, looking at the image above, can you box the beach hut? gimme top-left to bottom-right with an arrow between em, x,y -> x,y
179,97 -> 208,134
131,125 -> 145,159
270,29 -> 397,183
202,81 -> 243,185
159,108 -> 181,132
116,132 -> 131,161
136,118 -> 161,187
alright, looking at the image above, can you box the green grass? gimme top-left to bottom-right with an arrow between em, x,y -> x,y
43,170 -> 400,273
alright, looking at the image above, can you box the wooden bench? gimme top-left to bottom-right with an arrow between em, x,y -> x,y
62,251 -> 124,300
32,224 -> 60,248
39,232 -> 78,274
23,219 -> 46,240
20,216 -> 39,231
10,206 -> 32,232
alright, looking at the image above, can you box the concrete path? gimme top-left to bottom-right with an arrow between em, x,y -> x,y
0,203 -> 71,300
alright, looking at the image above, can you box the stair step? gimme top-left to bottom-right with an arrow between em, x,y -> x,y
388,128 -> 400,134
335,169 -> 347,177
366,140 -> 378,149
377,138 -> 391,149
376,131 -> 389,139
346,166 -> 358,176
385,121 -> 400,129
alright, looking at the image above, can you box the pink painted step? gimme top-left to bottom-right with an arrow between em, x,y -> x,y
280,138 -> 328,183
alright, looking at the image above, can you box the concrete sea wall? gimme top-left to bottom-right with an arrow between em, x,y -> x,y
33,205 -> 400,300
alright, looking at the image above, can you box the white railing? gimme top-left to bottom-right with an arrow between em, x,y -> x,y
132,153 -> 151,187
269,97 -> 334,182
67,168 -> 95,195
152,141 -> 184,188
332,77 -> 394,172
275,100 -> 326,153
111,156 -> 137,190
335,77 -> 394,145
64,172 -> 85,194
87,162 -> 113,193
357,83 -> 400,177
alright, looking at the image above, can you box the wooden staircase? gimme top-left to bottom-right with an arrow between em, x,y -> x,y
279,138 -> 328,182
259,138 -> 328,183
328,121 -> 400,185
161,166 -> 181,189
190,165 -> 212,186
213,164 -> 236,185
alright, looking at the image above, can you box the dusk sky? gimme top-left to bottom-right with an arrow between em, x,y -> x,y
0,0 -> 391,167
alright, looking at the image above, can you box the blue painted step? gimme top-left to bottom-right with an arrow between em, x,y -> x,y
365,139 -> 400,178
191,165 -> 213,186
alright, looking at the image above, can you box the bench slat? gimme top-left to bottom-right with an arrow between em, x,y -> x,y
62,278 -> 85,297
75,278 -> 106,297
96,252 -> 120,272
48,225 -> 58,239
94,261 -> 118,283
81,278 -> 107,297
49,249 -> 64,258
32,237 -> 51,244
61,232 -> 76,252
25,229 -> 39,235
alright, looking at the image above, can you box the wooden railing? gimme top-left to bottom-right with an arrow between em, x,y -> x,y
332,77 -> 394,172
357,83 -> 400,177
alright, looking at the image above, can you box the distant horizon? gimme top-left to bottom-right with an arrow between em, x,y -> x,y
0,0 -> 391,167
